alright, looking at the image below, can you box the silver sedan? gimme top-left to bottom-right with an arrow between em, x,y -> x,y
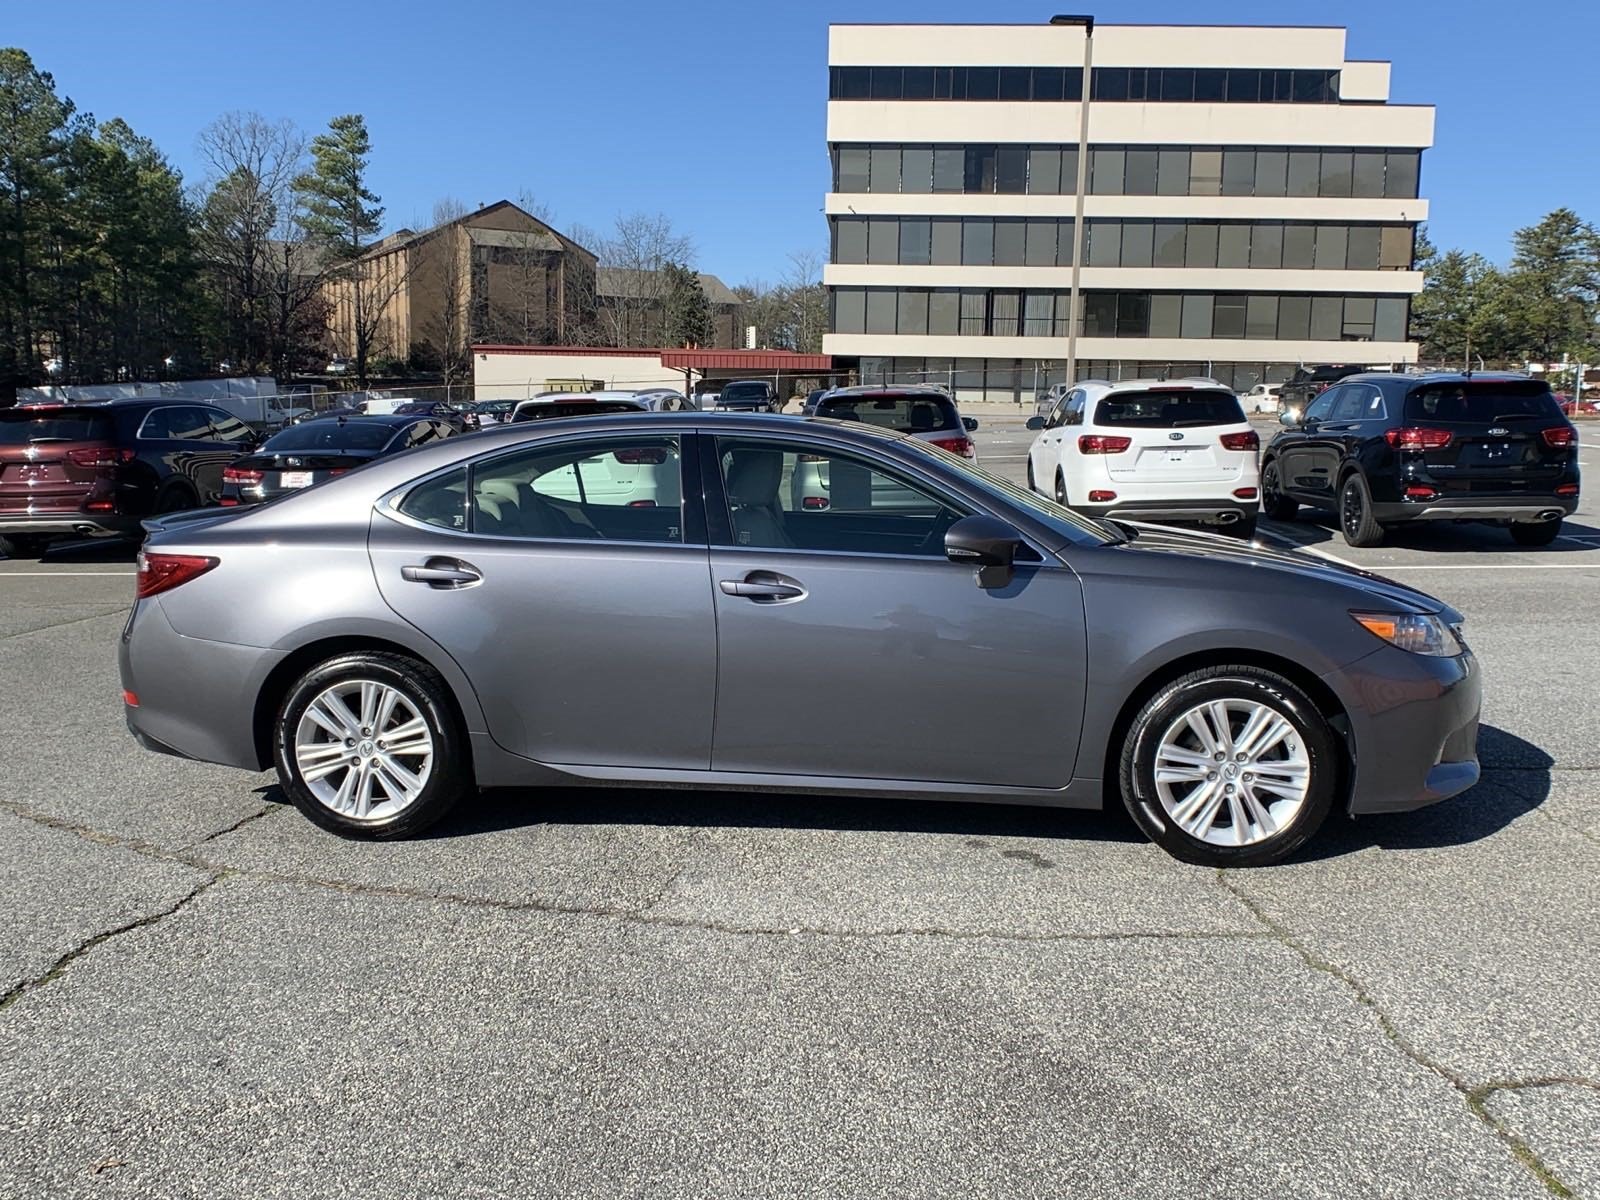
121,414 -> 1482,867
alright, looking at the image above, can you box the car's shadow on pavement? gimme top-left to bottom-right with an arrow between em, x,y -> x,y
1297,723 -> 1554,861
436,786 -> 1146,846
1267,512 -> 1600,554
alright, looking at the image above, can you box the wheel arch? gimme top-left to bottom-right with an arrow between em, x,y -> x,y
252,635 -> 476,771
1100,647 -> 1352,812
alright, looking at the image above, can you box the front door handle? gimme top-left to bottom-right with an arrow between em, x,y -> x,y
401,558 -> 482,588
718,571 -> 806,603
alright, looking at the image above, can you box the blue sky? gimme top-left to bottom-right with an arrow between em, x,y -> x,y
9,0 -> 1594,284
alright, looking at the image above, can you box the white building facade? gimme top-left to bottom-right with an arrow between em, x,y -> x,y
822,22 -> 1433,401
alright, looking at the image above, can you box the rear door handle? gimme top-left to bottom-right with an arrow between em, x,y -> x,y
401,558 -> 482,588
718,572 -> 806,602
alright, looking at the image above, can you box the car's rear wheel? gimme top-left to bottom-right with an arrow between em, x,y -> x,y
1026,457 -> 1037,492
1228,516 -> 1258,540
0,534 -> 50,559
1260,459 -> 1297,521
1510,520 -> 1562,547
1054,470 -> 1070,507
1119,666 -> 1339,868
274,651 -> 471,838
1339,473 -> 1385,547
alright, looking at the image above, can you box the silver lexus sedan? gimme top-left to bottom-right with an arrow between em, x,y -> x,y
120,413 -> 1481,867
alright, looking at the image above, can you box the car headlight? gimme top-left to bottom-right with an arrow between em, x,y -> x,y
1350,611 -> 1464,657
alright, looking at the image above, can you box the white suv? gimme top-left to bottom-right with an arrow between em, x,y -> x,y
1026,379 -> 1261,538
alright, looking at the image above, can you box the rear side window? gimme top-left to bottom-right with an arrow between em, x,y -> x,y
1093,391 -> 1245,428
1405,381 -> 1561,424
816,394 -> 959,433
0,409 -> 116,445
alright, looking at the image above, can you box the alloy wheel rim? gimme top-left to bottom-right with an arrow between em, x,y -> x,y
1263,464 -> 1281,507
294,680 -> 434,822
1152,698 -> 1310,847
1055,475 -> 1067,504
1342,480 -> 1363,537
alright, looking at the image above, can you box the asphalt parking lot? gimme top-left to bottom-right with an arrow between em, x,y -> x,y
2,416 -> 1597,1198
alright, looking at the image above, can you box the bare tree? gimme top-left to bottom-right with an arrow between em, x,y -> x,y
195,112 -> 308,373
414,197 -> 470,394
782,249 -> 828,355
594,213 -> 695,347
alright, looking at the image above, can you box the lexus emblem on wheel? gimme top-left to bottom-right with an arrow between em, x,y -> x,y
1168,431 -> 1184,441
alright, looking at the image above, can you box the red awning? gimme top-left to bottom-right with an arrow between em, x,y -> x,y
658,349 -> 833,372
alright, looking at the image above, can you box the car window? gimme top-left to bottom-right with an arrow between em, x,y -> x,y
1404,381 -> 1561,423
209,413 -> 256,444
0,408 -> 116,444
265,420 -> 396,452
1303,388 -> 1341,424
144,407 -> 217,440
815,393 -> 960,434
715,437 -> 969,557
1332,385 -> 1382,422
1063,392 -> 1085,427
1093,390 -> 1245,428
471,436 -> 683,543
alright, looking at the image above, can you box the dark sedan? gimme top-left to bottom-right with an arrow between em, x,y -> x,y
126,413 -> 1481,868
392,401 -> 477,432
220,414 -> 454,507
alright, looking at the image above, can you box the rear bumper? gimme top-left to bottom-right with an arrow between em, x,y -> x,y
0,512 -> 141,537
1076,497 -> 1256,527
1372,496 -> 1577,524
1323,644 -> 1483,815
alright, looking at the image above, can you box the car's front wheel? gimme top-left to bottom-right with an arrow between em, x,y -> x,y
1119,666 -> 1339,867
1260,459 -> 1297,521
1054,470 -> 1070,507
1510,519 -> 1562,547
274,651 -> 471,838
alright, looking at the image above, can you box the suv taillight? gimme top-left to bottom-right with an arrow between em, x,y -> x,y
927,434 -> 974,458
67,446 -> 135,468
1384,427 -> 1454,450
222,466 -> 264,485
136,552 -> 218,599
1219,430 -> 1260,452
1079,434 -> 1132,454
1542,426 -> 1577,448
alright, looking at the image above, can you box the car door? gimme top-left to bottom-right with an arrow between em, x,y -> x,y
1028,389 -> 1076,492
141,405 -> 236,503
368,430 -> 717,770
703,431 -> 1087,789
1316,383 -> 1384,482
1279,387 -> 1343,503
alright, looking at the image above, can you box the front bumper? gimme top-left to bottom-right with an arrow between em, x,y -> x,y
1323,643 -> 1483,815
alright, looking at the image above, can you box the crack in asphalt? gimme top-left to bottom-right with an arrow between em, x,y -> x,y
1217,870 -> 1578,1198
185,802 -> 280,849
0,608 -> 128,642
0,873 -> 225,1014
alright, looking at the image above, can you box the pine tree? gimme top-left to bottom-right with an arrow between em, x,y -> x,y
662,261 -> 714,347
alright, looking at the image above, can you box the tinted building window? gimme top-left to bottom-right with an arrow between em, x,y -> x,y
1385,151 -> 1420,198
834,288 -> 865,334
964,145 -> 996,193
999,67 -> 1031,99
866,290 -> 897,335
1277,296 -> 1311,340
1213,295 -> 1247,338
1185,224 -> 1219,268
1193,69 -> 1226,102
1352,151 -> 1386,198
994,220 -> 1026,267
1218,224 -> 1251,269
1282,225 -> 1316,270
963,220 -> 993,265
869,146 -> 900,193
870,67 -> 902,99
1091,149 -> 1124,195
1250,223 -> 1283,269
1153,223 -> 1186,268
1033,66 -> 1066,101
1380,225 -> 1414,270
996,145 -> 1029,194
1310,295 -> 1343,340
1149,294 -> 1182,338
1315,225 -> 1349,270
1121,222 -> 1154,268
868,218 -> 897,264
1025,220 -> 1057,267
835,218 -> 866,264
1346,226 -> 1381,270
902,67 -> 935,99
1375,297 -> 1409,342
1125,148 -> 1158,195
899,289 -> 929,335
838,147 -> 868,192
1087,222 -> 1121,267
900,218 -> 931,265
1157,148 -> 1190,195
1180,294 -> 1214,338
1030,147 -> 1061,194
1246,295 -> 1279,339
966,66 -> 999,100
931,219 -> 962,265
1287,151 -> 1320,197
1254,150 -> 1288,196
932,147 -> 964,193
902,146 -> 933,193
1222,150 -> 1255,196
1117,292 -> 1150,336
929,291 -> 960,336
1189,150 -> 1222,196
1319,151 -> 1354,198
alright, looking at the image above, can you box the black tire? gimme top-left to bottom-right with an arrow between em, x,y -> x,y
1054,470 -> 1070,507
1260,458 -> 1297,521
273,651 -> 472,839
1510,520 -> 1561,547
1338,472 -> 1385,547
0,533 -> 51,559
1026,456 -> 1037,492
156,485 -> 198,514
1119,666 -> 1340,868
1228,516 -> 1258,540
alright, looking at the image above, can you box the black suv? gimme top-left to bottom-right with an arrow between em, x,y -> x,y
1277,364 -> 1367,421
1261,373 -> 1580,547
715,380 -> 781,413
0,400 -> 257,555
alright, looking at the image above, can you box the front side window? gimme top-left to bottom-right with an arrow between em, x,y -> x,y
716,438 -> 968,557
209,413 -> 256,444
1303,388 -> 1341,424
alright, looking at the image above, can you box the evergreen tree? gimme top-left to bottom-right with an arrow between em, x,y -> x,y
1502,208 -> 1600,362
662,261 -> 714,347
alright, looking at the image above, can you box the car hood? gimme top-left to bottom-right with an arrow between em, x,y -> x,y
1110,521 -> 1453,617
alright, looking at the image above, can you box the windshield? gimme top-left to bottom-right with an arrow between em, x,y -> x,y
898,437 -> 1117,547
0,409 -> 117,445
1404,381 -> 1561,423
721,383 -> 768,399
262,421 -> 396,452
817,393 -> 959,433
1094,391 -> 1245,428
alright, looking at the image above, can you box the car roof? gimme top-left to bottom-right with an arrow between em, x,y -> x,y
1098,377 -> 1233,395
1339,371 -> 1545,387
821,385 -> 954,399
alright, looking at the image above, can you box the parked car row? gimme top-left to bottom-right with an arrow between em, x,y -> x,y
1022,371 -> 1579,549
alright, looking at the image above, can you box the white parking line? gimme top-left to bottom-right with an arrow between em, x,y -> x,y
0,570 -> 136,577
1253,529 -> 1363,568
1367,563 -> 1600,571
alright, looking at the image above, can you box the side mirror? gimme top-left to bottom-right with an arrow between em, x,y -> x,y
1278,409 -> 1300,428
962,416 -> 979,432
1025,416 -> 1045,431
945,514 -> 1023,589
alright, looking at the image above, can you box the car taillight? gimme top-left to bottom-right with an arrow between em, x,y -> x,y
928,434 -> 975,458
1079,435 -> 1132,454
627,499 -> 657,508
223,466 -> 264,485
802,496 -> 830,509
1556,484 -> 1579,497
66,446 -> 134,468
1404,485 -> 1439,499
1088,490 -> 1117,502
136,552 -> 218,599
1219,430 -> 1259,452
1232,487 -> 1258,499
1542,426 -> 1577,448
1384,427 -> 1453,450
613,448 -> 668,464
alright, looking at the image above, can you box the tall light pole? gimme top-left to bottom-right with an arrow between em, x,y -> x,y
1052,14 -> 1094,389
